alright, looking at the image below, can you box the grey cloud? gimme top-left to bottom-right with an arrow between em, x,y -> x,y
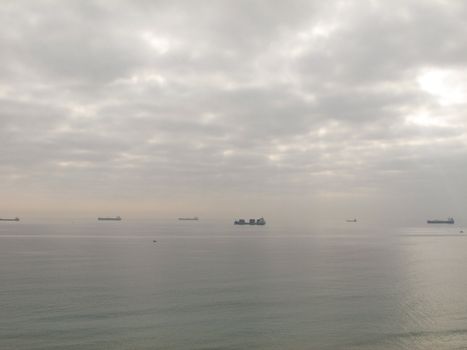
1,0 -> 467,218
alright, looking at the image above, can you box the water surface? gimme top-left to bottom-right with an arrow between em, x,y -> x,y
1,220 -> 467,349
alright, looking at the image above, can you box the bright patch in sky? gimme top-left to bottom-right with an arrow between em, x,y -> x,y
290,22 -> 338,57
406,110 -> 448,127
417,69 -> 467,106
142,32 -> 171,54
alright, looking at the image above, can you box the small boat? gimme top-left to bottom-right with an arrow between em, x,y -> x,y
346,218 -> 357,222
98,216 -> 122,221
0,217 -> 20,222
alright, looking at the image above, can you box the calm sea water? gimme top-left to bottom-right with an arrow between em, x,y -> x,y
1,220 -> 467,349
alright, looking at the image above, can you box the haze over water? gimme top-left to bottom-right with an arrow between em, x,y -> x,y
2,220 -> 467,350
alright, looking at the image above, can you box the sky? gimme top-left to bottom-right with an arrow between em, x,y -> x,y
1,0 -> 467,222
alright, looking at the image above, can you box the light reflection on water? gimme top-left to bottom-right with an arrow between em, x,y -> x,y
1,222 -> 467,349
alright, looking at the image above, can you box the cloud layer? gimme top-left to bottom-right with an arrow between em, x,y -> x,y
1,0 -> 467,220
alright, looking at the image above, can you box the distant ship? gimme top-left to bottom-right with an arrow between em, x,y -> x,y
178,217 -> 199,221
346,218 -> 357,222
98,216 -> 122,221
427,217 -> 454,224
0,217 -> 20,222
234,217 -> 266,225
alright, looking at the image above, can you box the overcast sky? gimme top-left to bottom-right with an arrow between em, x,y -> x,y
1,0 -> 466,222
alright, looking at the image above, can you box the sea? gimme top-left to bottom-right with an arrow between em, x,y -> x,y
1,219 -> 467,350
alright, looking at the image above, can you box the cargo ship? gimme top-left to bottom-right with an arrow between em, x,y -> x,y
234,217 -> 266,225
178,217 -> 199,221
427,217 -> 454,224
0,217 -> 20,222
98,216 -> 122,221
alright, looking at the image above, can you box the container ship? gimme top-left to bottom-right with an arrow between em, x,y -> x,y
98,216 -> 122,221
0,217 -> 20,222
234,217 -> 266,225
427,217 -> 454,224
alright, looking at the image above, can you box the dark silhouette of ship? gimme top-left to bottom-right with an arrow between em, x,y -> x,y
234,217 -> 266,225
98,216 -> 122,221
427,217 -> 454,224
346,218 -> 357,222
0,217 -> 20,222
178,217 -> 199,221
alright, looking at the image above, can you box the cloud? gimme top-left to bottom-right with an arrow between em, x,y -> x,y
1,0 -> 467,219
